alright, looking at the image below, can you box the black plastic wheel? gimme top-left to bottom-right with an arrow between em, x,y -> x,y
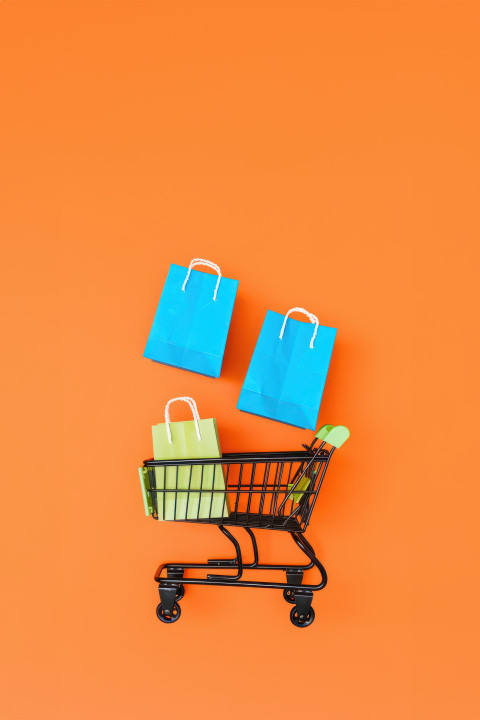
290,605 -> 315,628
175,584 -> 185,601
156,602 -> 181,624
283,588 -> 296,604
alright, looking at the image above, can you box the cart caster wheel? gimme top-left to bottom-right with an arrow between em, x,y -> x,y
156,602 -> 181,624
175,584 -> 185,601
290,606 -> 315,628
283,589 -> 296,604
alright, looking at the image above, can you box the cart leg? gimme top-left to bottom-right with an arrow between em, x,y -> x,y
283,569 -> 304,604
207,526 -> 244,581
166,567 -> 185,601
243,528 -> 259,567
167,567 -> 184,581
297,534 -> 316,557
286,569 -> 304,585
208,526 -> 259,569
290,532 -> 327,590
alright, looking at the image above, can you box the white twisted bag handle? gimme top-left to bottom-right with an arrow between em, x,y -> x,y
164,396 -> 202,444
279,307 -> 319,349
182,258 -> 222,301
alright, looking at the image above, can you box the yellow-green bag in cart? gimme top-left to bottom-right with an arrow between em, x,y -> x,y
150,397 -> 230,521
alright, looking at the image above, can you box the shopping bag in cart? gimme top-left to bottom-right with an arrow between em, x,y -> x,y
237,307 -> 336,430
143,258 -> 238,378
151,397 -> 230,521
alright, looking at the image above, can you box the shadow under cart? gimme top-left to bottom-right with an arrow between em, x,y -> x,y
140,424 -> 350,628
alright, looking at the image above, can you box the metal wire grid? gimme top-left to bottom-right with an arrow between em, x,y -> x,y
143,445 -> 332,532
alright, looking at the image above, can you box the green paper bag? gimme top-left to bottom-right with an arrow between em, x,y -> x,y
152,397 -> 230,521
287,476 -> 311,504
138,467 -> 154,516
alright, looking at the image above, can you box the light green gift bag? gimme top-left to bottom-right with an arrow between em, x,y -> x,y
152,397 -> 230,521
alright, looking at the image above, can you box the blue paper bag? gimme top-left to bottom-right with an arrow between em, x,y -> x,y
237,307 -> 336,430
144,258 -> 238,378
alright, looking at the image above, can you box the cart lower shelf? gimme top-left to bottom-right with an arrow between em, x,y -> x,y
154,525 -> 327,628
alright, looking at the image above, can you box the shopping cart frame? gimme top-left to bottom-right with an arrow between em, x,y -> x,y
142,424 -> 349,628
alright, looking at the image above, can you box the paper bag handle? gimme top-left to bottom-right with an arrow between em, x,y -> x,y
182,258 -> 222,301
164,396 -> 202,444
279,307 -> 319,349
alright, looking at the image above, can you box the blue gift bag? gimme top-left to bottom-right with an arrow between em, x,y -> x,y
237,307 -> 336,430
144,259 -> 238,378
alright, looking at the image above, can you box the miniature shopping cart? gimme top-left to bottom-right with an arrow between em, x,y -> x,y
140,424 -> 349,628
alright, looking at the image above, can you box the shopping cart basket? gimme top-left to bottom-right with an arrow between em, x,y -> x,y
141,423 -> 349,628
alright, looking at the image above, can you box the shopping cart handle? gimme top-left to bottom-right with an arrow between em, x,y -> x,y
315,425 -> 350,448
315,424 -> 334,441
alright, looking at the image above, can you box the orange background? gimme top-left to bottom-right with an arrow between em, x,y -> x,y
1,2 -> 479,719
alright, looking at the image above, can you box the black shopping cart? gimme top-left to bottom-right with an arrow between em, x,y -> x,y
141,424 -> 349,628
